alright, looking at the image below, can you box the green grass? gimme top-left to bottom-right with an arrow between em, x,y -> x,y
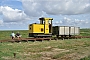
0,29 -> 90,60
80,29 -> 90,36
0,30 -> 28,40
0,39 -> 90,60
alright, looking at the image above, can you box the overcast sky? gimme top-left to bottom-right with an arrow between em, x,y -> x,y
0,0 -> 90,30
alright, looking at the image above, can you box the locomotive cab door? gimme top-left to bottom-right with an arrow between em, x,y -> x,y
49,20 -> 52,33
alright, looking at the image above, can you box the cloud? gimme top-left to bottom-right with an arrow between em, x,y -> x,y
22,0 -> 90,17
53,16 -> 90,28
0,20 -> 3,25
61,17 -> 90,27
0,7 -> 2,15
0,6 -> 30,23
74,19 -> 89,25
22,0 -> 43,17
0,0 -> 90,29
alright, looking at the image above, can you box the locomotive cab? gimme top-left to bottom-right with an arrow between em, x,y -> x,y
29,17 -> 53,37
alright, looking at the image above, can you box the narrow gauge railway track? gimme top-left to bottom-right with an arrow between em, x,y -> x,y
0,38 -> 53,43
0,36 -> 90,43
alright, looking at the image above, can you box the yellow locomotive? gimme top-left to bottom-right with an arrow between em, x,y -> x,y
29,17 -> 53,37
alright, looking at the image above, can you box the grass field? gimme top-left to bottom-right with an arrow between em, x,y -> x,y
0,30 -> 28,40
80,29 -> 90,36
0,29 -> 90,60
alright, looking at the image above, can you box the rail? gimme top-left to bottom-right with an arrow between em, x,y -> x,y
0,36 -> 90,43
